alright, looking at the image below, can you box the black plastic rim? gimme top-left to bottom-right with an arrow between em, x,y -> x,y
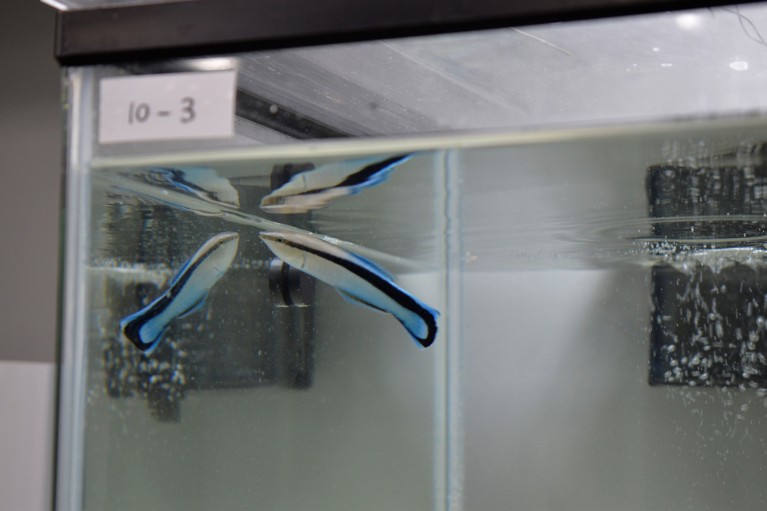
54,0 -> 763,65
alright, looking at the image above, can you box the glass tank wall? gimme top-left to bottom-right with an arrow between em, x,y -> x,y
58,3 -> 767,511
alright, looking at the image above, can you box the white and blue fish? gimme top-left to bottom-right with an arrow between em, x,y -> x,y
260,231 -> 438,348
260,154 -> 412,214
149,167 -> 240,209
121,232 -> 240,355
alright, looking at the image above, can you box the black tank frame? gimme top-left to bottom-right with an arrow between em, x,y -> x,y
55,0 -> 762,65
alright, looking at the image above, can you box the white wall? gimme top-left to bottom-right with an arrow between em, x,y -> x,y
0,1 -> 61,510
0,362 -> 56,511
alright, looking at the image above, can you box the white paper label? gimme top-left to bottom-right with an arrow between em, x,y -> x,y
99,71 -> 236,144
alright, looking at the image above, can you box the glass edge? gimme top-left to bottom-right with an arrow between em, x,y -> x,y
54,66 -> 93,511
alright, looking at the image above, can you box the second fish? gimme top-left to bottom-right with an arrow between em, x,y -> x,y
260,231 -> 438,348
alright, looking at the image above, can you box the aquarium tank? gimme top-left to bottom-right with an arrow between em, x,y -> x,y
50,0 -> 767,510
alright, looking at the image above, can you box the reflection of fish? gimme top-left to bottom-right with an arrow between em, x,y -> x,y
150,167 -> 240,209
260,154 -> 412,214
260,231 -> 438,348
121,232 -> 239,355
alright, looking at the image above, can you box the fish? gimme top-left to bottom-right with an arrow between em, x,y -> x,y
259,231 -> 438,348
149,167 -> 240,209
120,232 -> 240,355
260,154 -> 412,214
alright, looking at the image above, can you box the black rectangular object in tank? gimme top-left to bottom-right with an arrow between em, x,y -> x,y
650,264 -> 767,388
647,157 -> 767,388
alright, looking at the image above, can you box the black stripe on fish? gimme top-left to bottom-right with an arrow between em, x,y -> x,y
296,154 -> 411,197
122,235 -> 232,351
281,237 -> 437,348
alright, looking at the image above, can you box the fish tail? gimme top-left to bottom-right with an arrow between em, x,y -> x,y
395,304 -> 439,349
120,309 -> 170,355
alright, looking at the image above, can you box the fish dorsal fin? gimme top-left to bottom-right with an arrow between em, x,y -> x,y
346,252 -> 396,282
336,289 -> 388,314
168,259 -> 192,288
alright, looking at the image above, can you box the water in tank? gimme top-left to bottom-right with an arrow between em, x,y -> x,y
57,4 -> 767,511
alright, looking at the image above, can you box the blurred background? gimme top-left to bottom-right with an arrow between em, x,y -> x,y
0,1 -> 60,509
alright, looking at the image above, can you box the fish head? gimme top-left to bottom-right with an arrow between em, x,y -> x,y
259,191 -> 343,214
206,232 -> 240,273
259,194 -> 285,210
259,173 -> 309,210
259,232 -> 310,269
259,195 -> 311,214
